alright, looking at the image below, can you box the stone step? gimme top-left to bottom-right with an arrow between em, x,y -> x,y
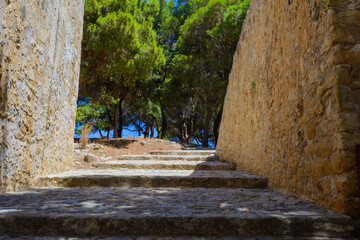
38,169 -> 267,188
150,150 -> 216,156
0,187 -> 354,238
117,155 -> 219,161
93,160 -> 236,171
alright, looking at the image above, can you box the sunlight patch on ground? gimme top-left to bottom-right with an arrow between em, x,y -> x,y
237,207 -> 250,212
0,209 -> 21,214
79,201 -> 104,208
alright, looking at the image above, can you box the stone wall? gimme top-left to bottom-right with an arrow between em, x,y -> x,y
0,0 -> 84,191
217,0 -> 360,217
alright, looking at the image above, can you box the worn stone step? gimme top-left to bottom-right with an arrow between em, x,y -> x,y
150,150 -> 216,156
92,160 -> 236,171
117,155 -> 219,161
38,169 -> 267,188
181,146 -> 215,151
0,187 -> 354,238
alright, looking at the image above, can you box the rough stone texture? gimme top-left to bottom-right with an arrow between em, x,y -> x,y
117,155 -> 219,161
0,150 -> 355,238
0,0 -> 84,191
84,154 -> 98,163
150,150 -> 217,156
93,160 -> 237,171
217,0 -> 360,217
0,187 -> 355,238
38,169 -> 268,189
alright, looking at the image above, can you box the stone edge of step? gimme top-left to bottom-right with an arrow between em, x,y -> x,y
91,160 -> 235,166
0,215 -> 354,239
38,173 -> 269,189
91,161 -> 237,171
150,150 -> 217,155
116,155 -> 220,161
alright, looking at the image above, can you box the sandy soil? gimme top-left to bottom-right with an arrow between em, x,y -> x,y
74,137 -> 183,169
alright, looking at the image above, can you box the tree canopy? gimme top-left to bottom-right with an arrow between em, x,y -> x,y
77,0 -> 251,146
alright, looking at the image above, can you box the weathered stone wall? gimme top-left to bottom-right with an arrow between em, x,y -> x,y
217,0 -> 360,217
0,0 -> 84,191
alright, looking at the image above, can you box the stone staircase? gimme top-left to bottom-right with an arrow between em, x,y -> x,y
0,150 -> 356,239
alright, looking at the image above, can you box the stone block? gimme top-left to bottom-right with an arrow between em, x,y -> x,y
0,1 -> 84,191
335,174 -> 359,198
330,150 -> 357,175
218,0 -> 360,217
331,10 -> 360,26
328,47 -> 360,66
84,154 -> 97,163
306,121 -> 318,140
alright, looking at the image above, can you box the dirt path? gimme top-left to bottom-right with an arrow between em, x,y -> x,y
74,137 -> 182,169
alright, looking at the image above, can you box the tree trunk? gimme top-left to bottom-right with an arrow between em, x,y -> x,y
103,100 -> 114,138
113,102 -> 120,138
203,107 -> 212,147
133,121 -> 143,137
150,125 -> 154,138
99,129 -> 104,138
117,99 -> 124,138
213,105 -> 223,146
160,104 -> 167,139
189,115 -> 194,143
182,121 -> 188,143
144,124 -> 149,138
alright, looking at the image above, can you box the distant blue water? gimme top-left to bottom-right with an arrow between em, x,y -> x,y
74,124 -> 214,147
74,126 -> 159,139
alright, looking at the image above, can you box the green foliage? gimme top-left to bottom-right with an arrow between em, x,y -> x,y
82,0 -> 165,88
76,103 -> 112,134
170,0 -> 250,145
78,0 -> 251,145
80,0 -> 165,137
